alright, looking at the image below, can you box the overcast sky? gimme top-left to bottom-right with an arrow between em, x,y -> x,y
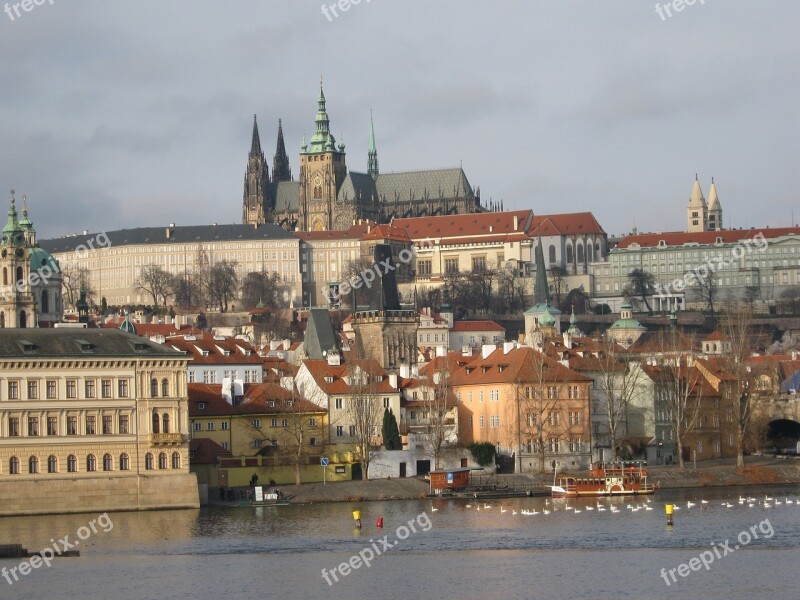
1,1 -> 797,240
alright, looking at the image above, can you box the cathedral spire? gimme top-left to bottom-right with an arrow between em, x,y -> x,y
368,110 -> 379,179
273,118 -> 293,182
309,79 -> 336,153
250,114 -> 262,155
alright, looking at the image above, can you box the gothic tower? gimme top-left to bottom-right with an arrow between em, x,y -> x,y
687,175 -> 707,233
272,119 -> 293,182
298,82 -> 348,231
706,178 -> 723,231
350,244 -> 418,373
1,192 -> 37,328
368,111 -> 379,180
242,115 -> 270,226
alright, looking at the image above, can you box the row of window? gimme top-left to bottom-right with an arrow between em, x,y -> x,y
4,379 -> 129,401
5,414 -> 130,437
332,398 -> 392,410
4,452 -> 180,475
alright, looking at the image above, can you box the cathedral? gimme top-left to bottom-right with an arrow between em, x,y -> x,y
242,84 -> 484,232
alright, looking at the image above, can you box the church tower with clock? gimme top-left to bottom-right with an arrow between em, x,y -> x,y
298,82 -> 350,231
1,192 -> 38,328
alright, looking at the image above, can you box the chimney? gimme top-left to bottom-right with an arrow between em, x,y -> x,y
503,341 -> 515,355
482,344 -> 495,359
513,215 -> 518,230
462,346 -> 471,357
389,374 -> 398,389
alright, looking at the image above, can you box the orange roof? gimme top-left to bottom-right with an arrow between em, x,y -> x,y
392,210 -> 532,240
361,224 -> 411,243
189,438 -> 231,464
703,331 -> 729,342
301,359 -> 397,395
451,320 -> 505,332
616,227 -> 800,249
295,222 -> 372,241
167,333 -> 263,365
188,383 -> 324,417
450,346 -> 591,386
528,212 -> 606,236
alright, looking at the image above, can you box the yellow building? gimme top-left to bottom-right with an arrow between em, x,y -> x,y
0,328 -> 198,516
188,382 -> 333,486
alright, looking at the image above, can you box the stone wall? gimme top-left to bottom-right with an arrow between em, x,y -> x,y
0,473 -> 199,516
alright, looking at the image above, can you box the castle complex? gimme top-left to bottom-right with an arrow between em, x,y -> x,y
242,84 -> 483,232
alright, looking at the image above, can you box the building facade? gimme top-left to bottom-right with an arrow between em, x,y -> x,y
0,329 -> 198,515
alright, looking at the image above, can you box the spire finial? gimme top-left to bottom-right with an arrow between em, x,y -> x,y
10,189 -> 15,205
22,194 -> 28,216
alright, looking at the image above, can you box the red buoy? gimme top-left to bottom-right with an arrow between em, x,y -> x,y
376,516 -> 384,528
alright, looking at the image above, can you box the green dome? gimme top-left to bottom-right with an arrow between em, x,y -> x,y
29,247 -> 60,274
119,316 -> 137,335
539,306 -> 557,327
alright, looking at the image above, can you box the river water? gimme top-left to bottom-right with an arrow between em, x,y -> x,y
1,485 -> 798,600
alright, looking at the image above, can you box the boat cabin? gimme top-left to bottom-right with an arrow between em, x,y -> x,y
428,468 -> 472,494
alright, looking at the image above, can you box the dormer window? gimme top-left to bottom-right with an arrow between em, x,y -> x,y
324,376 -> 334,383
198,402 -> 206,410
268,400 -> 276,407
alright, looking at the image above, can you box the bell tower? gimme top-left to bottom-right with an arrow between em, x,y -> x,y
298,81 -> 348,231
0,191 -> 37,328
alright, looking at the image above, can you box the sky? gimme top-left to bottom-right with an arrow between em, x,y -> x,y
0,0 -> 797,240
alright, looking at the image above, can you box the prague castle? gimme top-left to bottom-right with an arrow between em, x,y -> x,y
243,83 -> 484,232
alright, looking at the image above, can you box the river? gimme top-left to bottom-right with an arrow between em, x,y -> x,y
1,485 -> 798,600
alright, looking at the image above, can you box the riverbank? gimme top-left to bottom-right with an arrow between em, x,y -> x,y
208,457 -> 800,506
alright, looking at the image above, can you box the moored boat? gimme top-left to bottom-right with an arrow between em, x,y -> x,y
551,461 -> 655,498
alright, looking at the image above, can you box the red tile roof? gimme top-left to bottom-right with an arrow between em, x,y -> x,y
451,320 -> 505,332
361,224 -> 411,243
295,222 -> 372,241
188,383 -> 324,417
392,210 -> 532,240
616,227 -> 800,249
167,333 -> 263,365
449,346 -> 591,386
528,212 -> 606,236
301,359 -> 398,395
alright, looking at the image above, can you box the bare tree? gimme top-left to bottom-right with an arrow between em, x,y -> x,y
61,265 -> 95,309
742,285 -> 761,312
624,268 -> 656,314
592,342 -> 646,460
240,270 -> 287,310
345,357 -> 385,481
205,260 -> 238,312
424,367 -> 458,470
136,265 -> 174,307
693,271 -> 719,315
658,349 -> 703,469
719,304 -> 762,468
548,265 -> 567,309
173,270 -> 202,309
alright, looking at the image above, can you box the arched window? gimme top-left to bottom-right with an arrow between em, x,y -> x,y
29,456 -> 39,474
588,243 -> 594,263
171,452 -> 180,469
158,453 -> 168,470
87,454 -> 97,472
596,242 -> 602,257
145,453 -> 154,470
152,411 -> 160,434
41,290 -> 49,313
19,310 -> 26,328
2,267 -> 6,285
577,243 -> 585,265
566,244 -> 574,264
162,414 -> 170,434
47,455 -> 58,473
151,378 -> 158,397
9,456 -> 19,474
15,266 -> 23,283
548,245 -> 556,265
103,454 -> 113,471
67,455 -> 77,473
0,312 -> 4,328
119,454 -> 130,471
161,378 -> 169,397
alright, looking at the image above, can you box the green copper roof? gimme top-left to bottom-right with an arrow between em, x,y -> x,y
29,247 -> 59,274
18,198 -> 33,231
307,82 -> 338,154
539,306 -> 557,327
119,315 -> 137,335
609,319 -> 646,331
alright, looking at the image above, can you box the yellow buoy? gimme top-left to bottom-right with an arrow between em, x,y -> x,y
665,503 -> 674,525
